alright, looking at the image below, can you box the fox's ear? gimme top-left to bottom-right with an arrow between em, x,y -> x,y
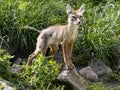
66,4 -> 74,14
78,4 -> 85,15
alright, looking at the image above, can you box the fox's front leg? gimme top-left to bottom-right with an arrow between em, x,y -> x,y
67,41 -> 75,69
62,44 -> 74,69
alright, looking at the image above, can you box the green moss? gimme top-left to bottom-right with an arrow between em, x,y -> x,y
87,82 -> 109,90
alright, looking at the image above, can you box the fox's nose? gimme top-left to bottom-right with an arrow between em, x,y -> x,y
78,21 -> 81,24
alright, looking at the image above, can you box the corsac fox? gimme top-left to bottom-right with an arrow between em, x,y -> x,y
27,4 -> 85,69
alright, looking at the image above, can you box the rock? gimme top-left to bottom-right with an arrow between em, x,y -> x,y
90,59 -> 112,76
53,50 -> 64,63
79,66 -> 98,82
10,65 -> 22,73
13,57 -> 24,65
57,67 -> 87,90
0,79 -> 16,90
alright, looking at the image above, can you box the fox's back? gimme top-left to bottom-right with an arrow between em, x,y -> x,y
37,25 -> 67,45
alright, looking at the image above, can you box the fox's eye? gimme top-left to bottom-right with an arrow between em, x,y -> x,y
79,16 -> 83,18
72,16 -> 77,20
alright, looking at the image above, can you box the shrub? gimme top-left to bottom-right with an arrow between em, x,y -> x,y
0,50 -> 64,90
0,49 -> 12,79
14,54 -> 64,90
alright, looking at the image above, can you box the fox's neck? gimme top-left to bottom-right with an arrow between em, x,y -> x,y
67,21 -> 79,31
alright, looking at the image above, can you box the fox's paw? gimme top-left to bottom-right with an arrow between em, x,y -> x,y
66,63 -> 75,70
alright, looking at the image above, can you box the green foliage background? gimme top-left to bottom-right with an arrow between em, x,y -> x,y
0,0 -> 120,66
74,1 -> 120,66
0,0 -> 66,55
0,0 -> 120,89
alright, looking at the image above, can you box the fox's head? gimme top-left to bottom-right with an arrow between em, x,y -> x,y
66,4 -> 85,25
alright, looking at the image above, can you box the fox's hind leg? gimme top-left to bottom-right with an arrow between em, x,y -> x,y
26,38 -> 48,65
48,44 -> 59,56
26,49 -> 40,66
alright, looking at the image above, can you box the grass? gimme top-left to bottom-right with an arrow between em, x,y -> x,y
0,0 -> 120,70
74,1 -> 120,66
87,82 -> 109,90
0,1 -> 120,89
0,0 -> 66,55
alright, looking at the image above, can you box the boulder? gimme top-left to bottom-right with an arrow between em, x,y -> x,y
90,59 -> 112,76
79,66 -> 98,82
0,79 -> 16,90
10,65 -> 22,73
57,67 -> 87,90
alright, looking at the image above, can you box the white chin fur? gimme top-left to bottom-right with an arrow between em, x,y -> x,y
73,22 -> 80,25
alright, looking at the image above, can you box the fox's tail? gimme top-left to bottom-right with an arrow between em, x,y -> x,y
23,25 -> 41,33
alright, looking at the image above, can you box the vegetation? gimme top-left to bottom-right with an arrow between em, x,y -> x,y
0,0 -> 120,89
0,49 -> 12,79
0,0 -> 120,66
87,82 -> 109,90
0,83 -> 4,90
115,85 -> 120,90
18,54 -> 63,90
87,82 -> 120,90
0,50 -> 64,89
0,0 -> 66,55
74,1 -> 120,66
109,70 -> 120,82
0,49 -> 119,89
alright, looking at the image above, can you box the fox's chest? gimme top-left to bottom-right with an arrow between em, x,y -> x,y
71,29 -> 78,39
68,26 -> 78,40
